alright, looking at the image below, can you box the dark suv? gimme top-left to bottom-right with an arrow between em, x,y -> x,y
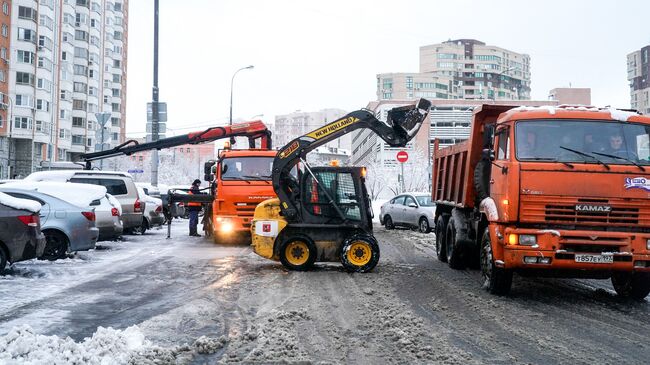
0,192 -> 46,272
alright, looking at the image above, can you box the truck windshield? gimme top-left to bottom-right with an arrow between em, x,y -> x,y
221,157 -> 274,180
516,120 -> 650,165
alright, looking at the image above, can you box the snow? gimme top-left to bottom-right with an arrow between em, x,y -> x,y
511,105 -> 557,115
607,108 -> 638,122
0,191 -> 41,213
372,199 -> 388,223
0,181 -> 107,208
24,170 -> 76,182
106,194 -> 122,215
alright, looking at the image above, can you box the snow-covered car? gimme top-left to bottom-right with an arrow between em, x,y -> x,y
25,170 -> 145,234
379,193 -> 436,233
0,192 -> 46,272
95,194 -> 123,241
0,187 -> 99,261
136,186 -> 164,234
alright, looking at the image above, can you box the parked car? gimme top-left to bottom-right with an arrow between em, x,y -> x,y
136,186 -> 164,234
379,193 -> 436,233
0,187 -> 99,260
0,192 -> 46,272
96,194 -> 123,241
25,170 -> 145,234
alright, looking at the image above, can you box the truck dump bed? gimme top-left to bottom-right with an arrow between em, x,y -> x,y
432,104 -> 517,209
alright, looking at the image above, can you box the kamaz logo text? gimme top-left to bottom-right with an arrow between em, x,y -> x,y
575,204 -> 612,213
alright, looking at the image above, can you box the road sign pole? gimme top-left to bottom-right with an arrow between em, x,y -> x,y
400,162 -> 405,193
396,150 -> 409,193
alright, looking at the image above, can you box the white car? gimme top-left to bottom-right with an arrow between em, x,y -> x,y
379,192 -> 436,233
136,186 -> 164,233
95,194 -> 123,241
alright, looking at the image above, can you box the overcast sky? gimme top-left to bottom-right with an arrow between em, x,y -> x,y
125,0 -> 650,138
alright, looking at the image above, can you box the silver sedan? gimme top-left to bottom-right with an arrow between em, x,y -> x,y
379,193 -> 436,233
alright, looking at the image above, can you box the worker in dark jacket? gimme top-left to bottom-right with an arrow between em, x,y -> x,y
188,179 -> 203,236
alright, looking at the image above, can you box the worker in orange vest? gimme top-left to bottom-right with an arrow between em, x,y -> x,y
188,179 -> 203,236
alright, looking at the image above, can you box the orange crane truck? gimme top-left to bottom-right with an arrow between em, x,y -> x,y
432,104 -> 650,298
80,120 -> 276,243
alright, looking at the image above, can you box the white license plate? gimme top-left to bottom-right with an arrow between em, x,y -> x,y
574,254 -> 613,264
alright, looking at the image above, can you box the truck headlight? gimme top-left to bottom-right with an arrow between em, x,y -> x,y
221,221 -> 234,233
519,234 -> 537,246
646,238 -> 650,250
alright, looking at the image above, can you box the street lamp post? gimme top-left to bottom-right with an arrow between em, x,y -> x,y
229,65 -> 254,126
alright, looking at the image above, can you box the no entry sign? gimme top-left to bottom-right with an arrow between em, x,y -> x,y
396,151 -> 408,163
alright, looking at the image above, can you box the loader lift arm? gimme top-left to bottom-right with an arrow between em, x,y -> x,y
80,120 -> 272,169
272,98 -> 431,221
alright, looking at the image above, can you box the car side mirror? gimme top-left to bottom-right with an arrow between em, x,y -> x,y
408,203 -> 417,208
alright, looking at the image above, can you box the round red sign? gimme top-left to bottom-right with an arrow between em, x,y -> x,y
396,151 -> 408,163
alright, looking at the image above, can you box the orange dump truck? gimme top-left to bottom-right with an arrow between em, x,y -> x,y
432,104 -> 650,298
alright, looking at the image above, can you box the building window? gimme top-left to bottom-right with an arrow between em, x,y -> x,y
112,132 -> 119,141
60,110 -> 67,119
37,78 -> 52,92
36,99 -> 50,112
74,30 -> 88,42
38,35 -> 53,50
15,95 -> 34,107
72,99 -> 87,110
72,117 -> 85,128
39,15 -> 54,30
111,117 -> 120,127
16,72 -> 34,86
14,116 -> 33,129
18,6 -> 37,22
17,28 -> 37,43
17,50 -> 35,64
2,2 -> 8,15
73,82 -> 87,93
72,135 -> 84,145
1,24 -> 7,37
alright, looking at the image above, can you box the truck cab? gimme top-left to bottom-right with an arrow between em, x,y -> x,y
433,105 -> 650,298
210,148 -> 277,241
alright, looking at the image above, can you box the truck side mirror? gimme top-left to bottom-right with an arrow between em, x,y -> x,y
204,160 -> 216,181
482,148 -> 495,161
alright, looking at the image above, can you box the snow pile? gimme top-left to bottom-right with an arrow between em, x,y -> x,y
0,191 -> 41,213
608,108 -> 638,122
1,181 -> 107,208
0,324 -> 146,364
24,170 -> 76,182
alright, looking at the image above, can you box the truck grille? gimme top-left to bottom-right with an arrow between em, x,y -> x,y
520,196 -> 650,227
234,202 -> 257,217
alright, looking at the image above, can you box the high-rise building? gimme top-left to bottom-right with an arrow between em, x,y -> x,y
273,108 -> 350,151
377,39 -> 531,101
0,0 -> 128,178
627,45 -> 650,114
548,87 -> 591,105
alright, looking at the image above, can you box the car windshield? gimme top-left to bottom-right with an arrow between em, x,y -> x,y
415,195 -> 434,206
516,119 -> 650,165
221,157 -> 274,180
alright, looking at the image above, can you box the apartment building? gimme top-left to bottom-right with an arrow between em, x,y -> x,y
273,108 -> 350,152
628,45 -> 650,114
377,39 -> 531,101
0,0 -> 128,178
0,1 -> 10,179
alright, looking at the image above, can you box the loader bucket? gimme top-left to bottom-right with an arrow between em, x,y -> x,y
386,98 -> 431,142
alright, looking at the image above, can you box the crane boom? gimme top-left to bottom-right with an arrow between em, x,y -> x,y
80,120 -> 272,168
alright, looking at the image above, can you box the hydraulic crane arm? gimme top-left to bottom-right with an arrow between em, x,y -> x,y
272,98 -> 431,220
80,120 -> 272,168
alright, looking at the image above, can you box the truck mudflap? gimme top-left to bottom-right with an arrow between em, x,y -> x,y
496,226 -> 650,272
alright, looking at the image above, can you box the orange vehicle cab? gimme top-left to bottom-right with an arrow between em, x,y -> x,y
433,104 -> 650,298
211,148 -> 277,241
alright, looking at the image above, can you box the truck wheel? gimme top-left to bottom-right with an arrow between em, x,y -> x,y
340,235 -> 380,273
279,236 -> 317,271
473,159 -> 491,201
384,216 -> 394,230
435,215 -> 449,262
0,245 -> 7,274
480,229 -> 512,295
445,218 -> 466,270
611,272 -> 650,300
42,231 -> 69,261
418,217 -> 430,233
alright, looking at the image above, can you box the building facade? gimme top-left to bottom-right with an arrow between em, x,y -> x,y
628,45 -> 650,114
548,87 -> 591,105
377,39 -> 531,102
0,0 -> 128,178
273,108 -> 350,151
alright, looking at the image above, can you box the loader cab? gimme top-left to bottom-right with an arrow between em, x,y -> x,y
299,166 -> 372,229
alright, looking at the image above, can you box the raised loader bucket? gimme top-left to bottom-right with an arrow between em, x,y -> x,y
386,98 -> 431,144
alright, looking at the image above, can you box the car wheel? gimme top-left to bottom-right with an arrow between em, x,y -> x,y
418,217 -> 430,233
480,228 -> 512,295
611,272 -> 650,300
42,231 -> 69,261
340,235 -> 380,273
0,245 -> 7,273
435,215 -> 449,263
279,236 -> 317,271
384,216 -> 394,230
131,218 -> 148,235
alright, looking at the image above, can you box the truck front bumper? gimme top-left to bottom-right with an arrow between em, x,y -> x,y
497,227 -> 650,272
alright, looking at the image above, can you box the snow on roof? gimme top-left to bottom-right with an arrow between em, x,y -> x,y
607,108 -> 638,122
0,181 -> 106,208
0,191 -> 41,213
24,170 -> 76,182
511,105 -> 557,115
